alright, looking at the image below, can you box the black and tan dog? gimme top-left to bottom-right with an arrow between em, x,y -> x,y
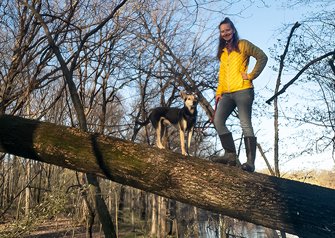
135,90 -> 197,155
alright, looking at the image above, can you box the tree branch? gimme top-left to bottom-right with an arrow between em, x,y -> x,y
266,50 -> 335,104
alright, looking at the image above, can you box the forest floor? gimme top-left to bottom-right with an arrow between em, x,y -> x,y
0,207 -> 217,237
23,218 -> 106,238
0,216 -> 146,238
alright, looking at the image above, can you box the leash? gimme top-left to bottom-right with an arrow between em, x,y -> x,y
195,98 -> 219,133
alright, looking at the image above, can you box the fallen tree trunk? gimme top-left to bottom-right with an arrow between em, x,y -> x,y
0,114 -> 334,238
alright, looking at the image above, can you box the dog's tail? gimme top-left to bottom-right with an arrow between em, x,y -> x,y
133,117 -> 151,142
135,117 -> 151,127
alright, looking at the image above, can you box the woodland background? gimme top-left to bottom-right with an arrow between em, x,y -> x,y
0,0 -> 334,237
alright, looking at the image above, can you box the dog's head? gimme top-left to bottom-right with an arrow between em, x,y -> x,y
180,90 -> 197,111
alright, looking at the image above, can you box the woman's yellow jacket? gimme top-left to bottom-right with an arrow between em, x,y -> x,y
216,39 -> 268,95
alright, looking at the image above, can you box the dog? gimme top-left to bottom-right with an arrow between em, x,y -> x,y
135,90 -> 197,156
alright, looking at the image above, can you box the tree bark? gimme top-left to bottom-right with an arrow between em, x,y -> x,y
151,194 -> 157,236
160,196 -> 166,238
0,114 -> 334,238
25,158 -> 30,218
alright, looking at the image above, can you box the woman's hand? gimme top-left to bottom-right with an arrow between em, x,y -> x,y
216,94 -> 222,101
241,72 -> 249,80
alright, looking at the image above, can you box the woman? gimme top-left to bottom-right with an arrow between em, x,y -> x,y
212,17 -> 268,172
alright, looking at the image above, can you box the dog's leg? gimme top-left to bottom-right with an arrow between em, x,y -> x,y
187,128 -> 194,156
179,128 -> 187,156
159,117 -> 171,149
156,120 -> 164,149
161,118 -> 171,126
160,121 -> 167,149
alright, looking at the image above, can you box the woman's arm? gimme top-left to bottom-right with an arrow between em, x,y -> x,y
244,40 -> 268,80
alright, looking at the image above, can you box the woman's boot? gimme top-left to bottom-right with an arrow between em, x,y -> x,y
241,136 -> 257,172
212,133 -> 237,166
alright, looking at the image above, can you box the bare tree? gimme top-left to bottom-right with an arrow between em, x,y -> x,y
272,22 -> 301,177
0,0 -> 61,115
267,3 -> 335,165
16,0 -> 130,237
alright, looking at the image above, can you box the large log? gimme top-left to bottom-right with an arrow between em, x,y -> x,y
0,114 -> 334,237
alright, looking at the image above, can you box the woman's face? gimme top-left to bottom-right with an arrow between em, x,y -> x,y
220,23 -> 235,42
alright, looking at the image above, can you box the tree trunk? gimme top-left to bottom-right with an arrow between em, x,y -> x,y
193,207 -> 199,237
1,157 -> 4,209
219,214 -> 227,238
0,114 -> 334,238
140,190 -> 146,221
168,199 -> 177,236
114,188 -> 118,238
157,195 -> 161,238
25,159 -> 30,217
160,197 -> 166,238
86,174 -> 116,238
151,194 -> 157,236
118,185 -> 125,222
131,189 -> 135,231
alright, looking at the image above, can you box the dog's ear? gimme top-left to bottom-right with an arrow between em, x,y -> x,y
180,90 -> 186,100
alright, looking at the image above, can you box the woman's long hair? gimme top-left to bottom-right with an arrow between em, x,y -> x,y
216,17 -> 240,60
